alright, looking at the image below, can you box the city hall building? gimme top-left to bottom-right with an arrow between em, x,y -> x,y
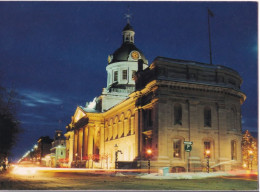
64,21 -> 246,172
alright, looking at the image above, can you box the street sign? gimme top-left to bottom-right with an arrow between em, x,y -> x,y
184,144 -> 192,152
184,141 -> 193,152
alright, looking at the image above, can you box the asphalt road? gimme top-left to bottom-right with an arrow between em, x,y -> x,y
0,166 -> 258,191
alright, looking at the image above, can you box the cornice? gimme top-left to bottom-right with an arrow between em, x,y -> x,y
157,80 -> 246,103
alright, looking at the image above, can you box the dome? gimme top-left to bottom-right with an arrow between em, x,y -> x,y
109,43 -> 148,64
123,23 -> 134,31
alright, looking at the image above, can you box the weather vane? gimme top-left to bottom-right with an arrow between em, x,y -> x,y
124,5 -> 132,24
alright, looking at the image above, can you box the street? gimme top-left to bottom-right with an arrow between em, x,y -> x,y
0,165 -> 258,190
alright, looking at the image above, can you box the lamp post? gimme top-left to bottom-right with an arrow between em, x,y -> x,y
75,153 -> 78,168
205,150 -> 210,173
146,149 -> 152,174
114,144 -> 123,169
249,150 -> 253,172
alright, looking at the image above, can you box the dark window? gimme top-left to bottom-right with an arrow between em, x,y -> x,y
148,109 -> 153,126
231,140 -> 237,160
122,70 -> 127,80
204,107 -> 211,127
173,139 -> 181,158
132,70 -> 136,79
143,109 -> 153,130
114,71 -> 118,82
174,104 -> 182,125
231,108 -> 237,130
61,151 -> 63,155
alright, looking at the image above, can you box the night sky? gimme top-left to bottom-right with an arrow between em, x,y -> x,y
0,1 -> 257,161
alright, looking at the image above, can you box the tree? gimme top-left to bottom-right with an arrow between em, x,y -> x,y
0,85 -> 20,163
242,130 -> 258,169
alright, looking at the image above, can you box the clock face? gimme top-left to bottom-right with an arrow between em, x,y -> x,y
131,51 -> 140,60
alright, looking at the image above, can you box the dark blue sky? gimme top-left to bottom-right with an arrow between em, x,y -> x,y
0,1 -> 257,161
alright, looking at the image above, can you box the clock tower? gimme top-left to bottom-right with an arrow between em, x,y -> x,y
101,22 -> 148,111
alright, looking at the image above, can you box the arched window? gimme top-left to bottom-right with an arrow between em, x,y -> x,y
231,140 -> 237,160
114,117 -> 118,139
119,114 -> 125,138
174,104 -> 182,125
204,107 -> 211,127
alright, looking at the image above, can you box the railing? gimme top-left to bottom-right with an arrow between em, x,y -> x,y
110,87 -> 135,94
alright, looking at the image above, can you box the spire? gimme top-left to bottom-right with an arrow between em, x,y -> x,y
122,6 -> 135,44
124,5 -> 132,24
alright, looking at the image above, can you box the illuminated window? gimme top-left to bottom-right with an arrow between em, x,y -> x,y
174,104 -> 182,125
122,70 -> 127,80
173,139 -> 181,158
114,71 -> 118,82
231,140 -> 237,160
204,141 -> 211,158
204,107 -> 211,127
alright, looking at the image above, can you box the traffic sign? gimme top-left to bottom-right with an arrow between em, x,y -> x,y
184,141 -> 193,152
184,144 -> 192,152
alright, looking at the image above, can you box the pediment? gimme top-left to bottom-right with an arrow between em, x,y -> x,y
73,106 -> 87,123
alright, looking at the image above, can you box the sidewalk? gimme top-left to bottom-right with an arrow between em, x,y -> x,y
123,169 -> 258,180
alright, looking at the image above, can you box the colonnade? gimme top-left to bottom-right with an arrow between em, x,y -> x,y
71,126 -> 95,161
105,115 -> 135,141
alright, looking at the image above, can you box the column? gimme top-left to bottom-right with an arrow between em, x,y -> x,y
78,128 -> 83,161
77,129 -> 80,156
69,133 -> 74,167
82,127 -> 85,159
73,130 -> 78,161
88,127 -> 94,155
83,127 -> 88,158
100,125 -> 105,168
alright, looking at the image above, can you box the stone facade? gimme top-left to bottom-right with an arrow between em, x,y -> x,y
134,57 -> 246,171
64,22 -> 246,172
65,56 -> 245,171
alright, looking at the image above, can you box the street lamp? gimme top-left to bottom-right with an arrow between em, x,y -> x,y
146,149 -> 152,174
114,144 -> 123,169
205,150 -> 210,173
75,153 -> 78,168
248,150 -> 253,171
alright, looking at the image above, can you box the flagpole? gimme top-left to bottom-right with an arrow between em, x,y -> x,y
208,9 -> 213,65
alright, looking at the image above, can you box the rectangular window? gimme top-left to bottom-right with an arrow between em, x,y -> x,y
204,107 -> 212,127
231,140 -> 237,160
114,71 -> 118,82
174,104 -> 182,125
122,70 -> 127,80
173,139 -> 181,158
132,70 -> 136,79
148,109 -> 153,126
204,141 -> 211,158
